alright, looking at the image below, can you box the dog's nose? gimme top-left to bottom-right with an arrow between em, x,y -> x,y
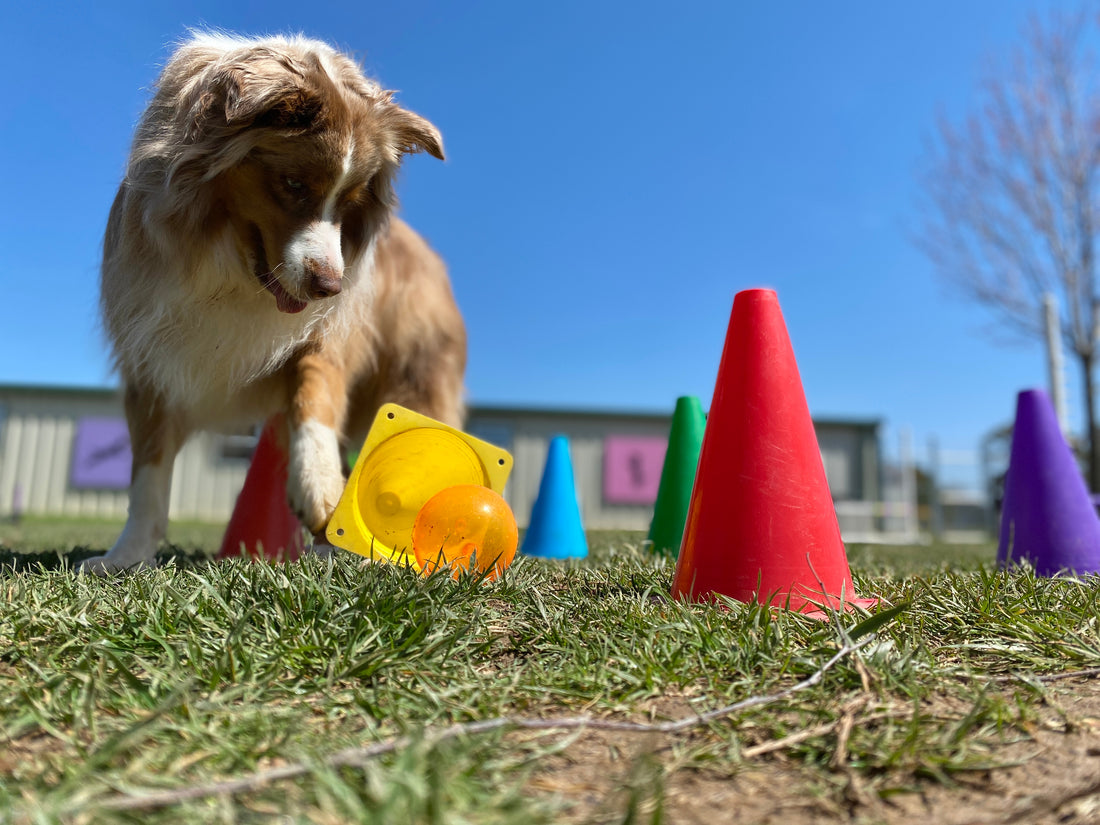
309,274 -> 342,299
306,262 -> 342,299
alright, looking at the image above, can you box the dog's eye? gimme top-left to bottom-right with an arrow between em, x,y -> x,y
283,176 -> 304,193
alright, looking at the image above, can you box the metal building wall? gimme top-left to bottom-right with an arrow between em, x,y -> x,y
0,387 -> 248,521
0,386 -> 883,533
467,408 -> 670,530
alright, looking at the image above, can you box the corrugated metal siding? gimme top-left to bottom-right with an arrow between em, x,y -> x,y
0,386 -> 882,534
1,397 -> 126,519
169,433 -> 250,520
483,413 -> 669,530
0,391 -> 674,529
0,389 -> 249,521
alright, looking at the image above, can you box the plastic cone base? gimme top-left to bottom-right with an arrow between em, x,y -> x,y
325,404 -> 513,567
670,289 -> 875,616
998,389 -> 1100,575
647,395 -> 706,557
217,416 -> 305,562
521,435 -> 588,559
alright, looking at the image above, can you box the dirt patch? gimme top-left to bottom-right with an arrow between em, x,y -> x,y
0,730 -> 72,782
522,678 -> 1100,825
888,678 -> 1100,825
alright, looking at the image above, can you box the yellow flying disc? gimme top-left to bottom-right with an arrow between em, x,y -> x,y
326,404 -> 513,569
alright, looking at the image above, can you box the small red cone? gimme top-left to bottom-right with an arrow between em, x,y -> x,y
670,289 -> 875,616
217,416 -> 305,562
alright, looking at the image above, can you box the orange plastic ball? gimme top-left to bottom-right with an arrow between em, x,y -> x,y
412,485 -> 519,580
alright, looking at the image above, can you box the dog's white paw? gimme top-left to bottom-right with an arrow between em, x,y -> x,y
77,552 -> 155,576
79,521 -> 162,575
307,532 -> 338,558
288,420 -> 346,533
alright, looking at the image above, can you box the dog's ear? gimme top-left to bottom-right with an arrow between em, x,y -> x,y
196,58 -> 322,136
383,106 -> 445,161
226,78 -> 322,131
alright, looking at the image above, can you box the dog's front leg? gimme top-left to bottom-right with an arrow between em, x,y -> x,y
80,386 -> 186,574
286,353 -> 348,535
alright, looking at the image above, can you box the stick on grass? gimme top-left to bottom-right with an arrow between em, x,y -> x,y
95,638 -> 872,812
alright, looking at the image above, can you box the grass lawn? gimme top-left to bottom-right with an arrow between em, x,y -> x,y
1,519 -> 1099,824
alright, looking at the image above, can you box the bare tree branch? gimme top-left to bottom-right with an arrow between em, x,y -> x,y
915,8 -> 1100,487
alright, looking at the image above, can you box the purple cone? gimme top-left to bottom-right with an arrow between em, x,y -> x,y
997,389 -> 1100,575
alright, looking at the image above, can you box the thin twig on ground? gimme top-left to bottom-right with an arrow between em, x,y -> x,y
992,666 -> 1100,685
92,638 -> 872,813
829,694 -> 870,770
740,720 -> 840,759
1034,667 -> 1100,683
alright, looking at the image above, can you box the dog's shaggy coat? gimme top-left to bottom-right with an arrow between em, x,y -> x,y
83,32 -> 465,572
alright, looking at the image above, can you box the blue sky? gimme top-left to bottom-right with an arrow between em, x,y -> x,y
1,1 -> 1089,489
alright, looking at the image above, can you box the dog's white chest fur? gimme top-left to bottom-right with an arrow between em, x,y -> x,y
146,292 -> 323,411
118,238 -> 366,425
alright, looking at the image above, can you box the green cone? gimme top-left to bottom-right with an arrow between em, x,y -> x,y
647,396 -> 706,557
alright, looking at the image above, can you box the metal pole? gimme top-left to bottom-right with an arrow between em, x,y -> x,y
928,436 -> 943,541
898,427 -> 918,541
1043,293 -> 1069,435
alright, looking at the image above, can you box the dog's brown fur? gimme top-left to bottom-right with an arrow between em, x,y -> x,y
83,32 -> 465,572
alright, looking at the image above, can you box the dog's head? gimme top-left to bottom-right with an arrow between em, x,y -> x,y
150,34 -> 443,314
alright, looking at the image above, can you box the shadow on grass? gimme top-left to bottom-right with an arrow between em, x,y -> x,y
0,545 -> 213,573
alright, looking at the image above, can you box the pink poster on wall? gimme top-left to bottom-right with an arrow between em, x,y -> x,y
603,436 -> 667,505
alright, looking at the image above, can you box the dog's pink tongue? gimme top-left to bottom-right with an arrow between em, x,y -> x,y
276,292 -> 308,314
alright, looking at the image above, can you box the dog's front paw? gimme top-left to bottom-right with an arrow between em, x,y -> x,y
307,530 -> 337,558
288,420 -> 346,533
78,524 -> 161,575
77,552 -> 155,576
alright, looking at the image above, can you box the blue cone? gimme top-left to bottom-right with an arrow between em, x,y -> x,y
521,435 -> 588,559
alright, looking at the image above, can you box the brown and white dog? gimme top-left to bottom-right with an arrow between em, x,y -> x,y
82,32 -> 466,573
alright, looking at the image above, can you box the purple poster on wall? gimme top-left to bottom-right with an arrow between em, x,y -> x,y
603,436 -> 667,505
71,417 -> 132,489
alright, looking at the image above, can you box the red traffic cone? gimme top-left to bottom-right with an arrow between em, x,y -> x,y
670,289 -> 875,616
217,416 -> 305,561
